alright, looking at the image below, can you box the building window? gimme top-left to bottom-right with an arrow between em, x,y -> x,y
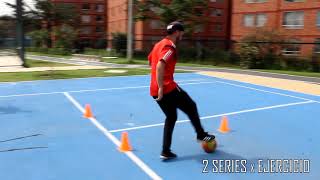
284,0 -> 304,2
244,14 -> 255,27
194,24 -> 205,33
81,15 -> 91,23
95,4 -> 104,12
245,0 -> 267,3
80,27 -> 91,35
96,27 -> 104,33
96,16 -> 103,22
244,14 -> 267,27
210,0 -> 224,2
214,24 -> 223,32
314,38 -> 320,54
256,14 -> 267,27
317,11 -> 320,27
283,11 -> 304,28
82,4 -> 90,11
211,9 -> 223,17
282,39 -> 301,56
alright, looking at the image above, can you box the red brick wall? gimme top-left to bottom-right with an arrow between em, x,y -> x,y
232,0 -> 320,56
106,0 -> 231,50
51,0 -> 106,47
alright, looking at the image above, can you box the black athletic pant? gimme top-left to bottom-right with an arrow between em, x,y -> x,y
153,86 -> 205,153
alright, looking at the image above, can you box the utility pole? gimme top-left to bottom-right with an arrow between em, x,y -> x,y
16,0 -> 25,66
127,0 -> 133,62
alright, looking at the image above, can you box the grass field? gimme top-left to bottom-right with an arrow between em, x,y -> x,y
26,53 -> 320,79
0,68 -> 151,82
25,59 -> 73,67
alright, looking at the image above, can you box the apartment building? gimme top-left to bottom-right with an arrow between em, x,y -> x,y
51,0 -> 106,48
107,0 -> 231,51
232,0 -> 320,56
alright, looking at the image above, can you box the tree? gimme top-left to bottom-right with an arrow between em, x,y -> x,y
52,24 -> 77,49
241,28 -> 286,56
134,0 -> 210,35
6,0 -> 78,48
239,28 -> 288,69
0,16 -> 16,38
27,29 -> 49,47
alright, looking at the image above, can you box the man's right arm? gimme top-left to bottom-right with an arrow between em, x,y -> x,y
155,60 -> 165,101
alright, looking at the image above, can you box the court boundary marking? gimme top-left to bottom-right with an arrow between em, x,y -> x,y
0,79 -> 318,104
64,92 -> 162,180
0,80 -> 212,98
108,100 -> 315,133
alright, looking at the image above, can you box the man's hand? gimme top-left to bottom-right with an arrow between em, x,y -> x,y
156,87 -> 164,101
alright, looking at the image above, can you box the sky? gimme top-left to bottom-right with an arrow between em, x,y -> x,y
0,0 -> 35,16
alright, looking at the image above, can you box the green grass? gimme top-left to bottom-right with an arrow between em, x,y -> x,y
27,52 -> 72,59
102,58 -> 320,78
0,68 -> 149,82
0,68 -> 187,82
101,57 -> 148,65
256,69 -> 320,78
26,53 -> 320,79
25,59 -> 73,67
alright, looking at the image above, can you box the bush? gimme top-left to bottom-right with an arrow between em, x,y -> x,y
177,46 -> 198,62
238,43 -> 259,68
112,33 -> 127,55
133,50 -> 149,58
201,48 -> 231,65
311,54 -> 320,72
26,47 -> 48,53
280,57 -> 312,71
84,48 -> 118,57
94,39 -> 107,49
47,48 -> 71,56
261,52 -> 282,69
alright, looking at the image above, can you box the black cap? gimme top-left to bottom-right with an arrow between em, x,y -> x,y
166,21 -> 184,34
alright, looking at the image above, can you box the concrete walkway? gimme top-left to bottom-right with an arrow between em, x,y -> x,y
0,53 -> 23,67
0,65 -> 108,73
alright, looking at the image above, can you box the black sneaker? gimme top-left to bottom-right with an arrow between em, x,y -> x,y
197,132 -> 215,142
160,151 -> 177,160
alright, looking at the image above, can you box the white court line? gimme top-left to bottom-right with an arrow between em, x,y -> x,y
1,78 -> 319,103
0,81 -> 214,98
63,92 -> 162,180
212,80 -> 315,102
108,100 -> 315,133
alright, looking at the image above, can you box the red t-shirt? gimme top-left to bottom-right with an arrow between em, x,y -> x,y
148,38 -> 177,96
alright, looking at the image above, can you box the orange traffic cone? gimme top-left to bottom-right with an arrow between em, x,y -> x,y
118,132 -> 132,152
218,116 -> 230,133
83,104 -> 94,118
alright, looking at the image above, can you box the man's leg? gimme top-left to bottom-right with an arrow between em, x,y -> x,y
176,87 -> 215,141
154,90 -> 178,154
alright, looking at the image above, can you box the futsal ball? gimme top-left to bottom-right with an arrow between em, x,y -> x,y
201,139 -> 217,153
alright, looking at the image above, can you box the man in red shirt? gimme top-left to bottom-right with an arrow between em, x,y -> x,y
148,21 -> 215,160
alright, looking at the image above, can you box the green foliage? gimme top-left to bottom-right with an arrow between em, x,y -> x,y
111,33 -> 127,55
52,24 -> 78,49
27,30 -> 49,47
240,29 -> 286,69
26,47 -> 71,56
134,0 -> 210,34
238,43 -> 259,69
47,48 -> 71,56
